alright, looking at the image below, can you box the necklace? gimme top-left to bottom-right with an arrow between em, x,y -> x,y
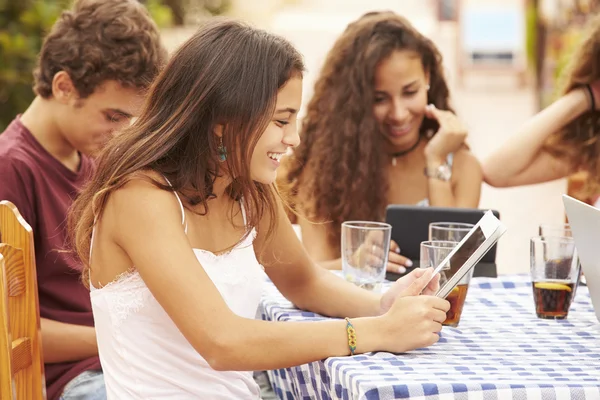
390,136 -> 421,166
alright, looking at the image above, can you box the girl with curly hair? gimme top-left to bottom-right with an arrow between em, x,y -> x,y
281,11 -> 483,274
484,13 -> 600,201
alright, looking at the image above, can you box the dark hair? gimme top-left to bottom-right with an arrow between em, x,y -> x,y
545,13 -> 600,196
282,11 -> 452,249
34,0 -> 167,98
69,18 -> 305,282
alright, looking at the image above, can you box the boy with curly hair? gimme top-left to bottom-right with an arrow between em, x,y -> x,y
0,1 -> 167,398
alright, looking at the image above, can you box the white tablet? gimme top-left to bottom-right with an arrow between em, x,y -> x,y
429,210 -> 507,299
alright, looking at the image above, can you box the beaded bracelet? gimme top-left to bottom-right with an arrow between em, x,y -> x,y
344,317 -> 357,355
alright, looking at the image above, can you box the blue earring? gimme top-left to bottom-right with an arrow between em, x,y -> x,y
218,137 -> 227,162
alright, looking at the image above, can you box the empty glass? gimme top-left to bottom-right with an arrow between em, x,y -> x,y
429,222 -> 474,242
539,223 -> 572,238
341,221 -> 392,292
420,240 -> 472,327
530,236 -> 580,319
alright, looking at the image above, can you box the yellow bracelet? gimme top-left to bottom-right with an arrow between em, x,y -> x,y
345,317 -> 357,355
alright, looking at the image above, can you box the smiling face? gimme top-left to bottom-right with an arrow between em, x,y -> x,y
372,50 -> 429,152
250,75 -> 303,184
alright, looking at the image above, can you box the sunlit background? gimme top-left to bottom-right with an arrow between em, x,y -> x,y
2,0 -> 597,273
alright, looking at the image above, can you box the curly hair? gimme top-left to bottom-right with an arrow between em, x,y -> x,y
544,13 -> 600,196
281,11 -> 452,250
33,0 -> 167,98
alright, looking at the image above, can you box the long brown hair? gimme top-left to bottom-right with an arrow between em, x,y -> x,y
545,13 -> 600,195
281,11 -> 452,249
69,19 -> 304,281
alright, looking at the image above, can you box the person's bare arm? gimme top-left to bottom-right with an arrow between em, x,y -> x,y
258,202 -> 381,318
278,160 -> 344,270
482,89 -> 590,187
256,200 -> 444,316
423,105 -> 480,208
40,318 -> 98,363
106,179 -> 448,371
428,149 -> 482,208
318,258 -> 343,270
296,217 -> 338,263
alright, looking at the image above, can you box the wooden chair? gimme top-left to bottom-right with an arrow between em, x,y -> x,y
0,200 -> 46,399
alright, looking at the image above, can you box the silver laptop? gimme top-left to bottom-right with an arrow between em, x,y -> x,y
562,194 -> 600,322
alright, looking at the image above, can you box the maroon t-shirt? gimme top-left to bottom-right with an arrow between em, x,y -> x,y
0,118 -> 101,400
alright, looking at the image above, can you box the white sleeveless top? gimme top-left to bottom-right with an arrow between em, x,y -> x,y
90,187 -> 266,399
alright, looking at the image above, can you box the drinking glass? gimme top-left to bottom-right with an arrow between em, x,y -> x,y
429,222 -> 474,242
341,221 -> 392,292
420,240 -> 472,327
530,236 -> 580,319
539,223 -> 573,238
539,222 -> 583,289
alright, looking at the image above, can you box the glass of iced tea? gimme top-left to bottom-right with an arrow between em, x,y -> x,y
420,240 -> 472,327
539,223 -> 583,290
530,236 -> 580,319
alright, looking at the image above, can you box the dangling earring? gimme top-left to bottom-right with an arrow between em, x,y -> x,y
426,84 -> 430,91
218,137 -> 227,162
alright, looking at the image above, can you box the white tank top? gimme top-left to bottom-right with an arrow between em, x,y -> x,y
89,186 -> 266,399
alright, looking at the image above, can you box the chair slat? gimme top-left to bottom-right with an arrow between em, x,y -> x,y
3,246 -> 26,297
0,200 -> 46,399
0,253 -> 15,400
12,337 -> 32,375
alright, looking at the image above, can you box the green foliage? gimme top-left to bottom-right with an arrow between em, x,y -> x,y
146,0 -> 174,28
0,0 -> 173,132
161,0 -> 231,25
525,1 -> 537,75
0,0 -> 233,132
0,0 -> 70,131
200,0 -> 231,16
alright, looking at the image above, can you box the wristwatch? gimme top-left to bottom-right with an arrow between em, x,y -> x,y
424,163 -> 452,182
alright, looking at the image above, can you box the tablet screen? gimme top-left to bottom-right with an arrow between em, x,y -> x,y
435,226 -> 486,278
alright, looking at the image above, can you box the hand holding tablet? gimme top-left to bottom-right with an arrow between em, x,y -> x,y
426,210 -> 507,299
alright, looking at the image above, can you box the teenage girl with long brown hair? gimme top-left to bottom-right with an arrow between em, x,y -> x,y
68,19 -> 449,398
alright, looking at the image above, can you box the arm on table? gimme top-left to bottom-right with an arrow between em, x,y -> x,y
257,199 -> 445,318
107,180 -> 448,371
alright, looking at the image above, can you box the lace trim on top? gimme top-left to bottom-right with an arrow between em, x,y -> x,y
89,176 -> 258,327
91,269 -> 150,328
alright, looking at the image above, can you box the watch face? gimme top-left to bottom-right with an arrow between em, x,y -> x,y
438,165 -> 452,181
424,164 -> 452,181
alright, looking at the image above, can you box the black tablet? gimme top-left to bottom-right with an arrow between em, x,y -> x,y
384,205 -> 500,280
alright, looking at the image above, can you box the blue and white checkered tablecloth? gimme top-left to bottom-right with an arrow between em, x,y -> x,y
259,275 -> 600,400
